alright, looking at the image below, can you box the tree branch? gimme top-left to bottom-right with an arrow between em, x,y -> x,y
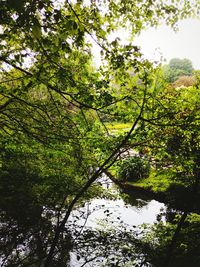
44,77 -> 148,266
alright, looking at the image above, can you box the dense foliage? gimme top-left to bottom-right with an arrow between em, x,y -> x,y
119,156 -> 150,182
163,58 -> 194,83
0,0 -> 200,266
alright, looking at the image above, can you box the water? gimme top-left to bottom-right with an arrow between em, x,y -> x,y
69,177 -> 166,267
70,175 -> 165,227
80,198 -> 165,227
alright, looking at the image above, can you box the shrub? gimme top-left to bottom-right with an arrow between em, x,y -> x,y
172,75 -> 195,88
119,156 -> 150,182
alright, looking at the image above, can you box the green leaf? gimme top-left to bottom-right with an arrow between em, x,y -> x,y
32,18 -> 42,39
7,0 -> 24,12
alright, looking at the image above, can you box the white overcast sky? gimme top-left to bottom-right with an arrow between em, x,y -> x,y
92,18 -> 200,69
135,18 -> 200,69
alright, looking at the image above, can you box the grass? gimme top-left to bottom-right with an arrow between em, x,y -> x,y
127,169 -> 184,193
105,122 -> 132,135
105,122 -> 186,194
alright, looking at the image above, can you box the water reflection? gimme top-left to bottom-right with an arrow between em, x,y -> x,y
69,179 -> 166,267
78,198 -> 165,227
69,176 -> 165,229
1,175 -> 199,267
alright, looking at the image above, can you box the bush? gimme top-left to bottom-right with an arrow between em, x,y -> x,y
172,75 -> 195,88
119,156 -> 150,182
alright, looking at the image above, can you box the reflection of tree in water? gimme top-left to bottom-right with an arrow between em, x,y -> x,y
71,210 -> 200,267
1,191 -> 200,267
0,207 -> 73,266
120,191 -> 151,209
0,166 -> 72,266
0,159 -> 199,266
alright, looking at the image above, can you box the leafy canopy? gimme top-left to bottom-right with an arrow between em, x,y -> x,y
0,0 -> 200,266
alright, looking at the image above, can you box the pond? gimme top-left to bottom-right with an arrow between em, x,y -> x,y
69,176 -> 166,267
1,175 -> 199,267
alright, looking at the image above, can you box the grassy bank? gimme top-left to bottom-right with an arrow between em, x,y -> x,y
127,170 -> 184,193
105,122 -> 132,135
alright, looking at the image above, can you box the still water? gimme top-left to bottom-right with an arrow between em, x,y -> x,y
81,198 -> 165,227
70,176 -> 165,227
69,177 -> 166,266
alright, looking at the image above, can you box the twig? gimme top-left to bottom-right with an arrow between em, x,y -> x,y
43,75 -> 148,266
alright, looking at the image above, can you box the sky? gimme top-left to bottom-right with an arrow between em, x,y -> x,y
92,18 -> 200,70
135,18 -> 200,69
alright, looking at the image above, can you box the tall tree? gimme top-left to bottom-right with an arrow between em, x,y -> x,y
163,58 -> 194,83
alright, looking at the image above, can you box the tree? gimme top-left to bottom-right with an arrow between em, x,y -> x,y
128,73 -> 200,267
0,0 -> 200,266
144,85 -> 200,191
169,58 -> 193,73
163,58 -> 194,83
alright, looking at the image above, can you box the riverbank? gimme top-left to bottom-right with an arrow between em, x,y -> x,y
104,170 -> 200,213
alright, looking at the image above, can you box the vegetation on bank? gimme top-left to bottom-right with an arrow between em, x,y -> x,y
109,78 -> 200,205
105,122 -> 132,135
126,170 -> 180,192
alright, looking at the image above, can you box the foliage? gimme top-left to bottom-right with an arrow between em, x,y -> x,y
0,0 -> 200,266
169,58 -> 193,73
172,75 -> 195,88
119,156 -> 150,182
143,212 -> 200,267
131,170 -> 178,192
193,70 -> 200,88
68,209 -> 200,267
163,58 -> 194,83
134,81 -> 200,210
71,222 -> 152,267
